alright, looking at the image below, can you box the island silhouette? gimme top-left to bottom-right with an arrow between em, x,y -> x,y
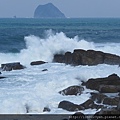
34,3 -> 66,18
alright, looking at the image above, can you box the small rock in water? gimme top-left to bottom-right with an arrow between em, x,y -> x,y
42,69 -> 48,72
43,107 -> 51,112
30,61 -> 47,66
1,62 -> 25,71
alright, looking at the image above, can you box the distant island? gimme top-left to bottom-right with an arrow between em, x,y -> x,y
34,3 -> 66,18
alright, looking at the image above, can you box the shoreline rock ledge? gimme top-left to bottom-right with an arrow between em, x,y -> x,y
82,74 -> 120,93
53,49 -> 120,66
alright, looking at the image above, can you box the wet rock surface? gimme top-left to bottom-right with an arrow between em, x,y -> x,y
30,61 -> 47,66
58,100 -> 84,111
1,62 -> 25,71
58,74 -> 120,118
82,74 -> 120,92
53,49 -> 120,66
59,85 -> 84,96
58,99 -> 103,112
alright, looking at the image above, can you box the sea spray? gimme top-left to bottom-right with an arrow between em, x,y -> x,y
0,31 -> 95,65
0,63 -> 120,114
1,31 -> 120,66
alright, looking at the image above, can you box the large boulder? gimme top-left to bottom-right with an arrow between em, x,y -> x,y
73,49 -> 104,65
1,62 -> 25,71
90,92 -> 120,106
82,74 -> 120,93
59,85 -> 84,96
58,99 -> 103,112
53,49 -> 120,66
58,100 -> 84,111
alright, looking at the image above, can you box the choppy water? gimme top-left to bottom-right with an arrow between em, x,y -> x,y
0,18 -> 120,114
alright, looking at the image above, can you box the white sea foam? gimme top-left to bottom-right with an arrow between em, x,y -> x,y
0,31 -> 95,65
0,63 -> 120,114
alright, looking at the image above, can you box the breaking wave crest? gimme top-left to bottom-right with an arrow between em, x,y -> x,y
0,30 -> 120,65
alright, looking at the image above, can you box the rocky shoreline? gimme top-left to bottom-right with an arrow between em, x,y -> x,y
53,49 -> 120,66
58,74 -> 120,119
0,49 -> 120,119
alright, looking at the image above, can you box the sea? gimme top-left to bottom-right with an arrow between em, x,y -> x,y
0,18 -> 120,114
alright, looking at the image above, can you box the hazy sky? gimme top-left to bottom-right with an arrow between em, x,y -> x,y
0,0 -> 120,18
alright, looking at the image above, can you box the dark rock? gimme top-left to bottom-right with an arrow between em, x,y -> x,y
1,62 -> 25,71
30,61 -> 47,66
53,49 -> 120,66
53,54 -> 65,63
0,72 -> 6,79
95,108 -> 120,114
104,53 -> 120,65
92,108 -> 120,120
87,50 -> 104,65
34,3 -> 66,18
90,93 -> 107,103
117,99 -> 120,110
79,99 -> 103,110
91,92 -> 120,106
59,85 -> 84,96
43,107 -> 51,112
0,76 -> 6,79
103,97 -> 119,106
25,104 -> 30,113
99,85 -> 120,93
80,99 -> 94,109
42,69 -> 48,72
58,99 -> 103,112
82,74 -> 120,92
64,52 -> 73,64
73,49 -> 104,65
72,49 -> 84,65
69,112 -> 87,120
58,101 -> 84,111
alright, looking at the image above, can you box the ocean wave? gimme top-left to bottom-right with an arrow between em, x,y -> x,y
0,30 -> 120,65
